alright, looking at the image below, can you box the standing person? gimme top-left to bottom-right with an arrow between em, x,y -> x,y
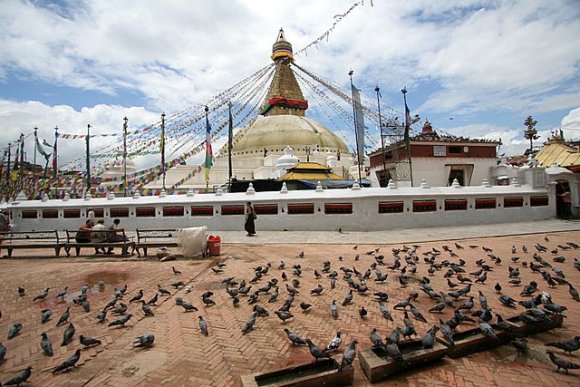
561,190 -> 572,218
87,208 -> 96,224
244,202 -> 256,236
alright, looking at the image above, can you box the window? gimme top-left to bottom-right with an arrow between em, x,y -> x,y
413,200 -> 437,212
445,199 -> 467,211
163,206 -> 184,217
21,210 -> 38,219
448,146 -> 462,154
42,209 -> 58,219
110,208 -> 129,218
93,209 -> 104,218
324,203 -> 353,214
136,207 -> 156,217
221,205 -> 245,215
378,201 -> 404,214
475,198 -> 496,209
530,196 -> 549,207
255,204 -> 278,215
433,145 -> 446,156
504,197 -> 524,208
191,206 -> 213,216
287,203 -> 315,214
63,209 -> 81,218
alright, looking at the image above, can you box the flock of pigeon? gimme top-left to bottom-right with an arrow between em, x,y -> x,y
0,236 -> 579,385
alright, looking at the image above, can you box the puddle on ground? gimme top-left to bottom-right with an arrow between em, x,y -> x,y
490,342 -> 547,365
62,270 -> 130,303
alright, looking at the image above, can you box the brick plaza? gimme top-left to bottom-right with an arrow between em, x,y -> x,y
0,227 -> 578,386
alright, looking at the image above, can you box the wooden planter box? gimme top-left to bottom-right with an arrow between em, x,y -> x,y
358,339 -> 448,383
437,325 -> 514,358
506,313 -> 563,336
240,358 -> 353,387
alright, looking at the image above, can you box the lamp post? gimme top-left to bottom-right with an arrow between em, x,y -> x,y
375,85 -> 388,187
523,115 -> 539,155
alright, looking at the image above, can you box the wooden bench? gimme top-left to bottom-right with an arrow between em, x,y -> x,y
135,229 -> 179,257
0,230 -> 64,258
64,229 -> 135,257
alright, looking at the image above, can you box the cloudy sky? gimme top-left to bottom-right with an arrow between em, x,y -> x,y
0,0 -> 579,169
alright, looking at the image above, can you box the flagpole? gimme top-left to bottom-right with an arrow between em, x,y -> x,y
53,126 -> 58,197
6,143 -> 11,195
33,127 -> 38,180
402,86 -> 414,187
227,101 -> 233,192
349,69 -> 362,183
375,86 -> 388,187
205,106 -> 210,193
161,112 -> 166,192
86,124 -> 91,191
123,117 -> 128,197
18,133 -> 24,192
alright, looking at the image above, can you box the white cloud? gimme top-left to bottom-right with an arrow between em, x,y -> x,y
562,107 -> 580,140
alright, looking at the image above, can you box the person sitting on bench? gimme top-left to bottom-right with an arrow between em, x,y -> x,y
106,218 -> 128,255
91,218 -> 108,254
76,219 -> 94,243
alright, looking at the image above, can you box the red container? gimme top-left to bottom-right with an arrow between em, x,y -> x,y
207,235 -> 221,256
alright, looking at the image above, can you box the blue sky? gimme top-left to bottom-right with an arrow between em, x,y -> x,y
0,0 -> 579,169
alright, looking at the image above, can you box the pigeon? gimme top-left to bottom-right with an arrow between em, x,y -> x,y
81,300 -> 91,313
157,284 -> 171,296
326,331 -> 342,351
284,328 -> 307,345
0,341 -> 6,364
479,322 -> 498,340
429,302 -> 446,313
342,290 -> 353,306
129,290 -> 144,303
410,305 -> 427,323
40,308 -> 52,324
180,301 -> 198,312
379,302 -> 393,321
306,339 -> 332,362
146,293 -> 159,305
172,266 -> 182,275
252,304 -> 269,317
242,313 -> 257,335
95,308 -> 107,323
40,332 -> 53,356
61,323 -> 75,346
80,335 -> 101,347
7,323 -> 22,339
310,284 -> 323,296
330,300 -> 338,319
421,326 -> 439,349
512,338 -> 528,355
275,309 -> 294,323
370,328 -> 384,348
338,340 -> 358,371
4,366 -> 32,386
385,338 -> 403,361
56,307 -> 71,327
568,284 -> 579,302
299,301 -> 311,312
108,314 -> 132,328
134,333 -> 155,348
53,349 -> 81,374
359,307 -> 368,319
439,320 -> 455,347
140,301 -> 155,317
547,351 -> 580,374
103,298 -> 117,311
56,287 -> 68,301
33,288 -> 49,301
545,337 -> 580,355
18,287 -> 26,296
499,295 -> 517,308
198,316 -> 209,336
268,288 -> 279,303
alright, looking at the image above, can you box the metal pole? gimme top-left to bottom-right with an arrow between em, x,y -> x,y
161,112 -> 166,191
123,117 -> 128,197
33,127 -> 38,179
86,124 -> 91,191
6,142 -> 11,184
349,70 -> 362,183
18,133 -> 24,192
375,86 -> 388,186
204,106 -> 209,194
53,126 -> 58,197
402,87 -> 414,187
227,101 -> 233,191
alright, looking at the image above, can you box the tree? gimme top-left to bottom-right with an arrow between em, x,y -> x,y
523,116 -> 539,154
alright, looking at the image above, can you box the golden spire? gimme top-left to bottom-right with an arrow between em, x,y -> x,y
262,29 -> 308,117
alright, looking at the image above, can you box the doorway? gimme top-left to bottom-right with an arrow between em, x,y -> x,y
555,181 -> 571,218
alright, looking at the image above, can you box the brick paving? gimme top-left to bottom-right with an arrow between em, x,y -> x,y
0,230 -> 578,386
